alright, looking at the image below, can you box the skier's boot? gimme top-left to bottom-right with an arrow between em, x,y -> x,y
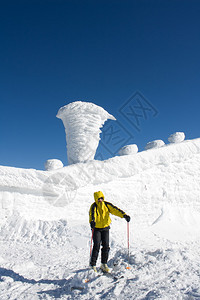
100,263 -> 110,273
90,265 -> 97,272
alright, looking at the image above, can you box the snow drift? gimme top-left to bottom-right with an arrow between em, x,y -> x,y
118,144 -> 138,156
0,137 -> 200,240
0,137 -> 200,299
44,159 -> 63,171
145,139 -> 165,150
168,131 -> 185,143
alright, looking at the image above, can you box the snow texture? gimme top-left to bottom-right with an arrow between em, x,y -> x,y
44,159 -> 64,171
118,144 -> 138,156
145,139 -> 165,150
168,131 -> 185,143
56,101 -> 116,165
0,137 -> 200,299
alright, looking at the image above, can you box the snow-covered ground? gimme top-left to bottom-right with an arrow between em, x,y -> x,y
0,138 -> 200,299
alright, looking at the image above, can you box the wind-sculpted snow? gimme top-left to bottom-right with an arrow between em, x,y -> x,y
118,144 -> 138,156
145,139 -> 165,150
168,131 -> 185,143
44,159 -> 63,171
0,138 -> 200,228
56,101 -> 116,164
0,138 -> 200,299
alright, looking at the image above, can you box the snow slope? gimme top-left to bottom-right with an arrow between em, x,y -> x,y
0,138 -> 200,299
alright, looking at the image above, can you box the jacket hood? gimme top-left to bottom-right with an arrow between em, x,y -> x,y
94,191 -> 105,204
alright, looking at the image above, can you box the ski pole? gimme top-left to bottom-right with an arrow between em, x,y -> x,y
126,222 -> 131,270
85,229 -> 94,283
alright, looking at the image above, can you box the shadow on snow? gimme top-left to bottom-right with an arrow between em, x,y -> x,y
0,267 -> 97,298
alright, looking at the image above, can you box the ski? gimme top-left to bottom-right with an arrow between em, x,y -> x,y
71,286 -> 84,291
84,265 -> 125,285
98,269 -> 124,281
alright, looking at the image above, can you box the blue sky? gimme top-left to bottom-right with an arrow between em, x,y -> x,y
1,0 -> 200,170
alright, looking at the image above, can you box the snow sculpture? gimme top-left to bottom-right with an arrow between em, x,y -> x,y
145,140 -> 165,150
45,159 -> 64,171
118,144 -> 138,156
168,132 -> 185,143
56,101 -> 116,165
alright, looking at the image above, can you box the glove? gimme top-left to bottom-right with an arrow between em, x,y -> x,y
124,214 -> 130,222
90,220 -> 96,229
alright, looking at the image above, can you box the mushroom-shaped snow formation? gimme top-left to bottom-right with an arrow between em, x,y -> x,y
45,159 -> 64,171
145,140 -> 165,150
168,132 -> 185,143
119,144 -> 138,156
56,101 -> 116,165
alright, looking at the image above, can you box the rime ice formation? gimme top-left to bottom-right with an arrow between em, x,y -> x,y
145,139 -> 165,150
56,101 -> 116,165
118,144 -> 138,156
0,138 -> 200,299
44,159 -> 64,171
168,132 -> 185,143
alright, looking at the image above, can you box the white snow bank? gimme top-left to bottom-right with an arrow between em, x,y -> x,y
118,144 -> 138,156
0,136 -> 200,300
0,138 -> 200,243
151,205 -> 200,241
1,138 -> 200,199
168,132 -> 185,143
0,212 -> 69,246
56,101 -> 116,165
44,159 -> 63,171
145,139 -> 165,150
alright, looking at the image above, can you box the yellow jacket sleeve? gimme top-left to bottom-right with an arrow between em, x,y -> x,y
105,201 -> 125,218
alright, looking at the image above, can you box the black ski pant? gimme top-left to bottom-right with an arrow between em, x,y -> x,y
90,227 -> 110,266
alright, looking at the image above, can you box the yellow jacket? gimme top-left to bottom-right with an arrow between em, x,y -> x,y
89,191 -> 126,229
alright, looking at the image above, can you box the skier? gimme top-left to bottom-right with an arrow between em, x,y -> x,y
89,191 -> 130,273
